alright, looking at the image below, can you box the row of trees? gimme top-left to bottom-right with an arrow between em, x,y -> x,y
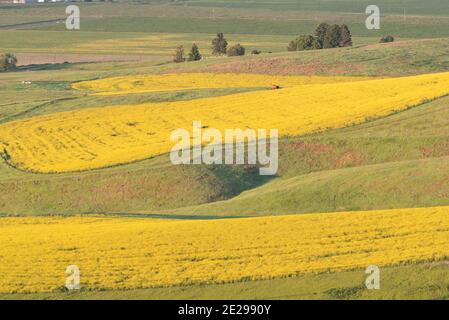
211,33 -> 246,56
174,33 -> 246,63
0,53 -> 17,72
175,28 -> 395,62
174,44 -> 202,63
288,23 -> 352,51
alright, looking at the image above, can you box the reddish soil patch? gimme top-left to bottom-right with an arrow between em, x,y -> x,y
170,57 -> 362,76
330,151 -> 365,169
281,140 -> 367,173
284,141 -> 334,155
420,139 -> 449,158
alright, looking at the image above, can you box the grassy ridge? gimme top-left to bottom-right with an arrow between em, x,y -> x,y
190,38 -> 449,77
0,156 -> 269,215
169,156 -> 449,216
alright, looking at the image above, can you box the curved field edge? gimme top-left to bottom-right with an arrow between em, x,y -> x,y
0,206 -> 449,293
2,72 -> 449,173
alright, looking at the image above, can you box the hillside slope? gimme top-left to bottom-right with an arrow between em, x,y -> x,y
1,38 -> 449,216
168,157 -> 449,216
163,94 -> 449,216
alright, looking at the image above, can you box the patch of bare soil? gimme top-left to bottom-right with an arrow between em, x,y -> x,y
15,53 -> 154,66
281,141 -> 367,172
420,139 -> 449,158
330,151 -> 365,169
283,141 -> 334,155
171,57 -> 362,76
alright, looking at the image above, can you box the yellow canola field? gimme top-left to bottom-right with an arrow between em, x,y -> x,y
72,73 -> 369,95
2,72 -> 449,173
1,206 -> 448,293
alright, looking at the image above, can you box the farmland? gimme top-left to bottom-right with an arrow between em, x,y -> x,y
1,0 -> 449,300
2,72 -> 449,173
1,206 -> 449,293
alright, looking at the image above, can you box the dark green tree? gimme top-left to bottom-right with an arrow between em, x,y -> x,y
227,43 -> 245,56
296,35 -> 315,51
323,24 -> 342,48
314,23 -> 330,49
188,43 -> 202,61
212,33 -> 228,55
0,53 -> 17,71
173,45 -> 185,63
312,37 -> 322,49
340,24 -> 352,47
287,40 -> 297,51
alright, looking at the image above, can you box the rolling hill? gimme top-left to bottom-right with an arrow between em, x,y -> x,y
1,0 -> 449,300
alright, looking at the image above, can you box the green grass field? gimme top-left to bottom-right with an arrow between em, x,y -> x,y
1,0 -> 449,300
2,1 -> 449,58
186,0 -> 449,16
